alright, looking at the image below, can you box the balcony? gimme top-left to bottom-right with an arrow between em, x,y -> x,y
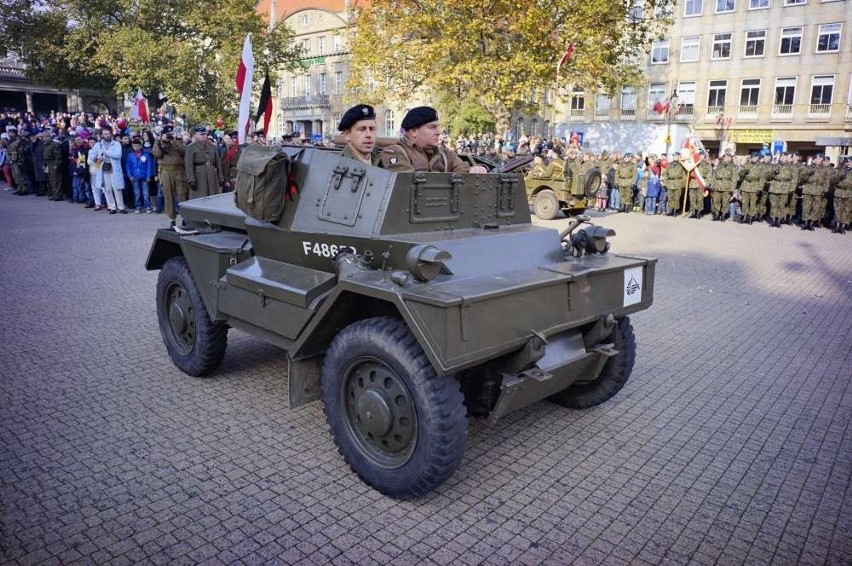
847,105 -> 852,122
706,105 -> 724,120
737,105 -> 758,120
674,105 -> 694,120
646,109 -> 664,120
771,104 -> 794,121
281,95 -> 330,109
619,108 -> 637,120
569,108 -> 585,120
594,107 -> 611,120
807,103 -> 831,122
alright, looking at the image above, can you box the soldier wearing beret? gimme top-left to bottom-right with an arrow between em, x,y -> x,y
379,106 -> 487,174
152,125 -> 189,227
338,104 -> 379,165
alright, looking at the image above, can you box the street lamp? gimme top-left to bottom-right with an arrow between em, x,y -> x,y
664,82 -> 679,158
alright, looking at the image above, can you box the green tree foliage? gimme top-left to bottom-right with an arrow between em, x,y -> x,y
348,0 -> 673,123
2,0 -> 302,121
446,100 -> 496,137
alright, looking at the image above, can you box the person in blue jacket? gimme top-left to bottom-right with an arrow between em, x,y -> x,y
126,136 -> 155,213
646,169 -> 662,215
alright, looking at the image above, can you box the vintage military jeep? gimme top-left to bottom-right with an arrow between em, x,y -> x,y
525,163 -> 602,220
146,146 -> 656,499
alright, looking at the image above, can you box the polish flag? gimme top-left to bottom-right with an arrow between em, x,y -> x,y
236,33 -> 254,144
680,137 -> 707,190
556,43 -> 575,75
130,88 -> 149,124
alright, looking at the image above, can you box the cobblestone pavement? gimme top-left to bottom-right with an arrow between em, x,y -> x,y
1,190 -> 850,565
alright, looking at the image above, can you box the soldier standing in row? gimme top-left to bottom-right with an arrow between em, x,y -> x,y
710,152 -> 736,221
338,104 -> 379,165
831,159 -> 852,233
8,128 -> 33,196
737,155 -> 763,224
766,154 -> 795,227
687,152 -> 712,218
800,155 -> 835,231
184,126 -> 223,198
663,153 -> 686,216
43,130 -> 64,201
615,154 -> 635,212
152,125 -> 188,228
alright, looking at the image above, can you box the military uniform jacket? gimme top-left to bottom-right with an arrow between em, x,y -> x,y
834,170 -> 852,198
42,139 -> 61,167
539,158 -> 565,180
688,160 -> 712,190
663,161 -> 686,189
616,163 -> 635,189
185,141 -> 223,197
8,138 -> 32,166
712,162 -> 736,192
379,137 -> 470,173
768,164 -> 796,193
152,139 -> 187,172
341,144 -> 380,166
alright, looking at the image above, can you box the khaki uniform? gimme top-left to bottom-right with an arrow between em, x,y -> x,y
738,161 -> 764,218
8,137 -> 32,194
341,144 -> 380,165
153,139 -> 188,220
687,160 -> 712,214
43,139 -> 64,200
832,168 -> 852,229
801,166 -> 838,223
379,137 -> 470,173
663,161 -> 686,214
767,163 -> 796,221
616,161 -> 635,209
711,161 -> 736,216
184,140 -> 222,198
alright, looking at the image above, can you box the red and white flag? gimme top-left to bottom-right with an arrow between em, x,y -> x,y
680,137 -> 707,189
556,42 -> 575,76
236,33 -> 254,144
130,88 -> 149,124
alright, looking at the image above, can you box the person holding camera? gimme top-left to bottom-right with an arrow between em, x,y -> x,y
152,125 -> 188,227
87,127 -> 127,214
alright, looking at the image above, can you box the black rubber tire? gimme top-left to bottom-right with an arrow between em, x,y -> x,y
156,256 -> 228,376
583,168 -> 602,198
533,189 -> 560,220
321,317 -> 467,499
549,316 -> 636,409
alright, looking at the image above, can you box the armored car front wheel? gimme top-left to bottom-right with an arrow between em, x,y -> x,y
549,316 -> 636,409
156,257 -> 228,377
321,317 -> 467,499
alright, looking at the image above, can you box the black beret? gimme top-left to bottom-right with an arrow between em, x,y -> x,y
338,104 -> 376,131
401,106 -> 438,130
161,125 -> 174,134
226,130 -> 237,137
192,125 -> 207,133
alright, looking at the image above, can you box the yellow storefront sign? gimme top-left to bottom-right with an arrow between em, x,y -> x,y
730,129 -> 774,143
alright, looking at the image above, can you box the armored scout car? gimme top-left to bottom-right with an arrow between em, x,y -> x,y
146,144 -> 656,499
525,162 -> 602,220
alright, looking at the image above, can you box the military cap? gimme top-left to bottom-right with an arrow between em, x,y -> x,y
161,125 -> 174,134
282,134 -> 293,141
192,125 -> 208,133
226,130 -> 237,137
401,106 -> 439,130
814,153 -> 824,158
337,104 -> 376,132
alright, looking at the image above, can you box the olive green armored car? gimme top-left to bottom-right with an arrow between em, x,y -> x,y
146,144 -> 656,499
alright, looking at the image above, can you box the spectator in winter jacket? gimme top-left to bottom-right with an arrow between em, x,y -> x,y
126,137 -> 155,213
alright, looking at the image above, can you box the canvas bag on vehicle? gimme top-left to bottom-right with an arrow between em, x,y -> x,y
234,144 -> 291,223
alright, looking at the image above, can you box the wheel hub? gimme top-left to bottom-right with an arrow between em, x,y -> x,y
343,360 -> 417,467
169,302 -> 187,333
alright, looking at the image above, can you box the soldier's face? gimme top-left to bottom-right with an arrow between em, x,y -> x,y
345,119 -> 376,157
409,120 -> 441,149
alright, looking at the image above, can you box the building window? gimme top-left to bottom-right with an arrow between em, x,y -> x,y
301,38 -> 310,54
570,92 -> 585,116
712,33 -> 732,60
649,83 -> 666,105
333,34 -> 342,52
289,76 -> 297,97
810,75 -> 834,104
779,27 -> 802,55
773,77 -> 796,117
716,0 -> 736,11
318,73 -> 327,95
678,82 -> 696,114
684,0 -> 703,16
621,87 -> 637,117
317,36 -> 325,54
384,109 -> 395,136
651,40 -> 669,64
740,79 -> 761,106
681,36 -> 700,62
707,80 -> 727,112
300,13 -> 310,27
595,94 -> 611,116
303,74 -> 311,96
748,0 -> 769,8
334,71 -> 343,94
816,23 -> 842,53
745,30 -> 766,57
531,118 -> 539,136
783,0 -> 805,5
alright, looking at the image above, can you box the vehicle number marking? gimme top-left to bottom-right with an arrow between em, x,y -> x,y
302,241 -> 355,258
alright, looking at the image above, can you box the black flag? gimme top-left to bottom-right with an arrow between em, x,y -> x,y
255,70 -> 273,134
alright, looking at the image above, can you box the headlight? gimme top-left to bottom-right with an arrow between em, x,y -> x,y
405,245 -> 453,281
570,226 -> 615,256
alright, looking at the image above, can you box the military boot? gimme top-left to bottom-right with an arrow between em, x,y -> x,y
806,220 -> 815,231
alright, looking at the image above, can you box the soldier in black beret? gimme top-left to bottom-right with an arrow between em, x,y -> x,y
379,106 -> 487,174
338,104 -> 377,164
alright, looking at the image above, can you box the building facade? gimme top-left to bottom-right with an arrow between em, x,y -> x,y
528,0 -> 851,158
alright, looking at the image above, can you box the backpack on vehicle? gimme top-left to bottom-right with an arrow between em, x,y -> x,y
234,144 -> 291,223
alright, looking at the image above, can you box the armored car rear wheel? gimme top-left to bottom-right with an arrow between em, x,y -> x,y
549,316 -> 636,409
321,317 -> 467,499
156,257 -> 228,377
533,190 -> 560,220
